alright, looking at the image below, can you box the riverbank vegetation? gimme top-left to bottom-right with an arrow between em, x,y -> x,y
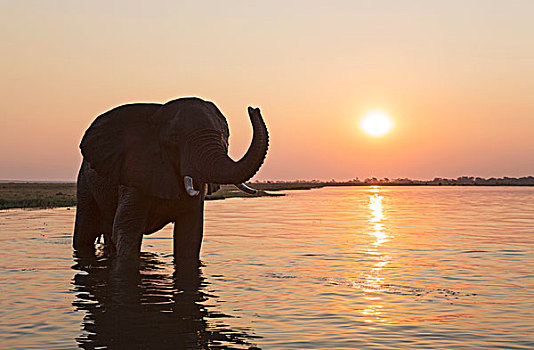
0,182 -> 313,210
336,176 -> 534,186
1,176 -> 532,209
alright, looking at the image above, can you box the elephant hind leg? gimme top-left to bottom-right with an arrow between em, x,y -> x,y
73,184 -> 101,258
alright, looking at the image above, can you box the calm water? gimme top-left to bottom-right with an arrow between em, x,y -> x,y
1,186 -> 533,349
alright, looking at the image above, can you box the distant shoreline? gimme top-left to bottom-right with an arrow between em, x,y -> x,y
1,180 -> 533,210
0,182 -> 309,210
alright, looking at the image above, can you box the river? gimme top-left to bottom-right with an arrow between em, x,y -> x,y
1,186 -> 533,349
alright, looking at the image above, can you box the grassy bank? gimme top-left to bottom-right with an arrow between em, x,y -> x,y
4,179 -> 530,210
0,183 -> 77,210
0,182 -> 323,210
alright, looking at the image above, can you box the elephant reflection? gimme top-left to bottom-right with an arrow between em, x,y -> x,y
72,253 -> 261,349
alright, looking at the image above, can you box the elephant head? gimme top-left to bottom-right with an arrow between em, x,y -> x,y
79,97 -> 268,199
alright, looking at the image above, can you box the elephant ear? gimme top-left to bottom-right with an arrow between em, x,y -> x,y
80,103 -> 181,199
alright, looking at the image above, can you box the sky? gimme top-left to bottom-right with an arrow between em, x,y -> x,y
1,0 -> 533,181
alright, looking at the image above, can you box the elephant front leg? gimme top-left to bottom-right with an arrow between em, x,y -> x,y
112,186 -> 149,271
173,199 -> 205,267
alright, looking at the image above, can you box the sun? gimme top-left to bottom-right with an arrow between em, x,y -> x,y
359,110 -> 394,137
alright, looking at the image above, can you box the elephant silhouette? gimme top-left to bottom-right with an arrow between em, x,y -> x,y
73,97 -> 269,271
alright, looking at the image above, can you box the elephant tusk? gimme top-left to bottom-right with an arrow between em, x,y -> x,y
184,176 -> 200,196
235,183 -> 257,195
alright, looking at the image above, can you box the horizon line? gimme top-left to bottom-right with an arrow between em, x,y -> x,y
2,175 -> 534,184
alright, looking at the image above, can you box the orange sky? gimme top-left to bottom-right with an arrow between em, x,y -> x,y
1,1 -> 533,181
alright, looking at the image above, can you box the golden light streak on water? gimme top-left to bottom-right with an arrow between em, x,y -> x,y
362,186 -> 391,323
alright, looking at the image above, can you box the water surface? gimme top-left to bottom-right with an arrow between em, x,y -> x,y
1,187 -> 533,349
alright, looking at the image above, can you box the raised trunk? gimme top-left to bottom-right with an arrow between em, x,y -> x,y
203,107 -> 268,184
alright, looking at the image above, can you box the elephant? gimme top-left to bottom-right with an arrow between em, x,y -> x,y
73,97 -> 269,269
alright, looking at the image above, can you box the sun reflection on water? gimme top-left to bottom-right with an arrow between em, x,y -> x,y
368,191 -> 387,247
362,186 -> 390,323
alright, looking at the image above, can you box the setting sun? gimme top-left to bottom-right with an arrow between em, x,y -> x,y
359,111 -> 394,137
